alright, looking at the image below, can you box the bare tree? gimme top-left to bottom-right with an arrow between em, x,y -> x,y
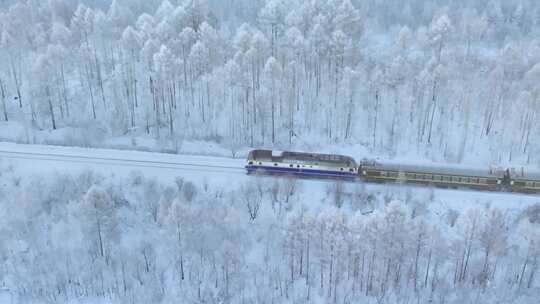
327,181 -> 346,208
0,76 -> 7,121
240,181 -> 263,221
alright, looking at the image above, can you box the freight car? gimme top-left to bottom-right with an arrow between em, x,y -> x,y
358,161 -> 504,191
508,170 -> 540,193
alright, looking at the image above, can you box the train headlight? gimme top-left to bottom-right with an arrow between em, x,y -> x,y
497,180 -> 501,185
362,170 -> 367,175
510,181 -> 514,185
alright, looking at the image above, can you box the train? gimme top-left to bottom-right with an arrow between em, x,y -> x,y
245,149 -> 540,193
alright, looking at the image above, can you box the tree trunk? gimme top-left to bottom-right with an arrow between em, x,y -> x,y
9,55 -> 22,108
61,64 -> 70,118
85,63 -> 97,119
427,80 -> 438,144
372,89 -> 379,149
46,86 -> 57,130
424,248 -> 432,288
0,78 -> 7,121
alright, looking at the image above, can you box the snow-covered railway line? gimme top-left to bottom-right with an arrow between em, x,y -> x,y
0,149 -> 245,175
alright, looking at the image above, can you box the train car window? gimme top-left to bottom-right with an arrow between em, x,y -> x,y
479,178 -> 487,184
452,177 -> 459,182
389,172 -> 398,178
534,182 -> 540,188
289,164 -> 293,167
406,173 -> 414,178
526,181 -> 533,187
443,176 -> 451,181
258,162 -> 262,165
274,163 -> 278,166
434,175 -> 441,181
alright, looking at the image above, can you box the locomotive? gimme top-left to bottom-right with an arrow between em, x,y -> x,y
246,149 -> 540,193
246,149 -> 358,179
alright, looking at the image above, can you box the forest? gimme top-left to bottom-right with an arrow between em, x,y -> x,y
0,163 -> 539,303
1,1 -> 540,303
0,0 -> 539,164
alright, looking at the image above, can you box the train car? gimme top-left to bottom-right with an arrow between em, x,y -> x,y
246,149 -> 358,179
359,160 -> 503,191
510,170 -> 540,193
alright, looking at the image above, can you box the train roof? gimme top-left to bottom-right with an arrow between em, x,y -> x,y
248,149 -> 357,167
360,161 -> 500,178
513,169 -> 540,181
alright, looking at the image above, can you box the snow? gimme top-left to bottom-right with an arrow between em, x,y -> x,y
1,0 -> 540,302
0,141 -> 246,185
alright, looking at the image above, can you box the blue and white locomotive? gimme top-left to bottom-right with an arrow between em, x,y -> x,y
245,149 -> 358,179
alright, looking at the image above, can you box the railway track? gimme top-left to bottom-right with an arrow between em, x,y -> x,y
0,149 -> 245,175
